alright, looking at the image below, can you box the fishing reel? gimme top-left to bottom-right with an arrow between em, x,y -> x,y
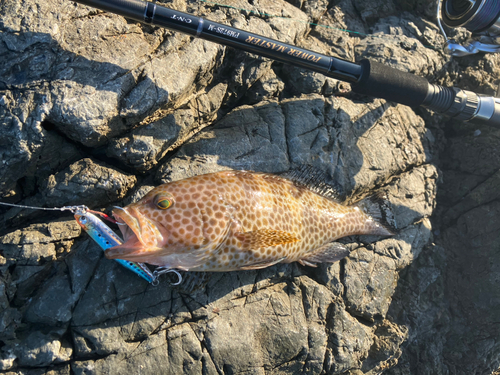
438,0 -> 500,56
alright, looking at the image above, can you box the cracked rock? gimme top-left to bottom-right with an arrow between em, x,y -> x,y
14,330 -> 69,367
39,158 -> 137,208
2,0 -> 488,373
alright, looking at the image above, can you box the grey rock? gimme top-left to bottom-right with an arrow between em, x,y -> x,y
284,95 -> 433,198
107,83 -> 227,171
363,320 -> 408,373
245,69 -> 285,104
281,66 -> 327,95
443,167 -> 500,224
344,248 -> 398,321
39,158 -> 137,207
0,348 -> 16,370
14,330 -> 69,367
0,90 -> 82,197
384,164 -> 437,229
352,0 -> 397,24
0,219 -> 81,266
159,100 -> 290,179
107,109 -> 195,172
71,329 -> 201,375
301,0 -> 330,21
25,277 -> 74,325
5,0 -> 496,373
309,0 -> 366,61
0,280 -> 22,344
356,14 -> 445,77
23,240 -> 101,325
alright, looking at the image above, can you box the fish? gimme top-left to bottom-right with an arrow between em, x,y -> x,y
74,210 -> 157,283
105,168 -> 395,272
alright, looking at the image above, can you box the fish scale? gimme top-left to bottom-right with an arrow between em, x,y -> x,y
106,170 -> 394,272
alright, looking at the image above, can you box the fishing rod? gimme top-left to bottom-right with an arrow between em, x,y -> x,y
71,0 -> 500,127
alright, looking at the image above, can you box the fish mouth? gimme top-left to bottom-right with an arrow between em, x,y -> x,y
105,206 -> 167,261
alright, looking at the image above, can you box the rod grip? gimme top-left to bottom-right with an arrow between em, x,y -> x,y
352,59 -> 429,107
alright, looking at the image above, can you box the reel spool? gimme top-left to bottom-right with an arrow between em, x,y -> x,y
438,0 -> 500,56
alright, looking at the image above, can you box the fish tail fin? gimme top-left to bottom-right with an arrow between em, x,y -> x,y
356,192 -> 397,236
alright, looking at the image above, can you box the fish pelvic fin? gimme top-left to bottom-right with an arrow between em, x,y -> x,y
356,192 -> 397,236
235,229 -> 300,250
298,242 -> 349,267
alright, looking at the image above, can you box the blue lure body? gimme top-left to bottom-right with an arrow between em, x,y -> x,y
74,211 -> 156,283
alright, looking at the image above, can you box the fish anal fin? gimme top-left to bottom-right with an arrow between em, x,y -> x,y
299,242 -> 349,267
235,230 -> 299,249
239,256 -> 287,270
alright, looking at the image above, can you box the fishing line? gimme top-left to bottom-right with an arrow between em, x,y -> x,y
0,201 -> 89,214
0,202 -> 117,223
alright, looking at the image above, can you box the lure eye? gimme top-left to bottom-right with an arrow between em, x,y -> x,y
79,216 -> 88,225
156,197 -> 173,210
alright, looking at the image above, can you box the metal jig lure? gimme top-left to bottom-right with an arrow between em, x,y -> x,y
0,202 -> 182,285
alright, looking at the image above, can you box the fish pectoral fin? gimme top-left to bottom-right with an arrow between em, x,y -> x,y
298,242 -> 350,267
235,229 -> 299,249
239,256 -> 287,270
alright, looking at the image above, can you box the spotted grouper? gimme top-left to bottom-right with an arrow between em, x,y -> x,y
106,168 -> 395,271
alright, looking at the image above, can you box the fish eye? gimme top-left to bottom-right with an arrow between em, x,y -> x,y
78,216 -> 87,225
155,196 -> 173,210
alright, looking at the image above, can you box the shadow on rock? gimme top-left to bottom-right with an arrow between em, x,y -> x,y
1,24 -> 220,197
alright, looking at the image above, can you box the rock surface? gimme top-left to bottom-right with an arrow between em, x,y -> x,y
1,0 -> 499,374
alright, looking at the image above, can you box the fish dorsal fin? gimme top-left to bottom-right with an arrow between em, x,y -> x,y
235,229 -> 299,250
278,165 -> 343,202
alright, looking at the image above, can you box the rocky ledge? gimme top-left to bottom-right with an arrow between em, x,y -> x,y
1,0 -> 499,374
